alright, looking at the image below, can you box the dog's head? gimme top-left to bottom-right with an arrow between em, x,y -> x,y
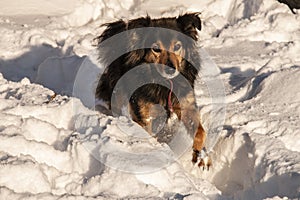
98,13 -> 201,79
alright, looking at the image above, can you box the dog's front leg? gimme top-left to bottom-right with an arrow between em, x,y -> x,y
192,122 -> 212,170
179,94 -> 211,170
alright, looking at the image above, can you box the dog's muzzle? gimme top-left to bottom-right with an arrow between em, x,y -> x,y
161,65 -> 179,79
165,61 -> 176,75
158,62 -> 179,79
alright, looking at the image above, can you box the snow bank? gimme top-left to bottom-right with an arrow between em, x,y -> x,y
0,73 -> 218,198
0,0 -> 300,199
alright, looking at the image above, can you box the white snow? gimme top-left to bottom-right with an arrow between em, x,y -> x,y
0,0 -> 299,199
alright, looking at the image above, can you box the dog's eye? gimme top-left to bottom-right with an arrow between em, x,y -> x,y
174,42 -> 182,52
151,43 -> 161,53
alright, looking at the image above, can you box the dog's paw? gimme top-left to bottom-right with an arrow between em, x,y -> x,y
198,156 -> 212,171
192,149 -> 212,170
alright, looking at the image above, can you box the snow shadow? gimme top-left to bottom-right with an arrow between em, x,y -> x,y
242,0 -> 263,20
239,172 -> 300,199
220,67 -> 255,92
211,130 -> 300,199
0,44 -> 67,82
239,71 -> 273,102
238,65 -> 300,102
84,147 -> 105,181
0,44 -> 100,108
212,132 -> 256,197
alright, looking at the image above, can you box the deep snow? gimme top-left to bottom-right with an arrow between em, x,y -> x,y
0,0 -> 299,199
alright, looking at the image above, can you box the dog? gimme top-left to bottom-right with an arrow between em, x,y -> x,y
95,13 -> 211,169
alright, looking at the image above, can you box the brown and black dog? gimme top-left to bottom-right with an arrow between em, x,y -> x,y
95,13 -> 211,169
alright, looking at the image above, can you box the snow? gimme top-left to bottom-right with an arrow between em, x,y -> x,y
0,0 -> 299,199
0,0 -> 75,16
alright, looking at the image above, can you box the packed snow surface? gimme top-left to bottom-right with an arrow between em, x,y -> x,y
0,0 -> 299,199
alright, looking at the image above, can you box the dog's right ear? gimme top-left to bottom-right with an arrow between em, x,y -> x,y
125,16 -> 151,65
177,13 -> 201,40
96,16 -> 151,65
127,16 -> 151,29
96,16 -> 151,44
95,20 -> 129,66
96,20 -> 127,43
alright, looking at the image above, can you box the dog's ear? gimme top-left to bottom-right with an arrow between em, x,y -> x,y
97,16 -> 151,43
177,13 -> 201,40
96,20 -> 127,43
125,16 -> 151,65
127,16 -> 151,29
95,20 -> 129,67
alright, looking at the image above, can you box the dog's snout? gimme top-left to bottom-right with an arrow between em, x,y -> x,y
165,60 -> 176,74
165,67 -> 176,75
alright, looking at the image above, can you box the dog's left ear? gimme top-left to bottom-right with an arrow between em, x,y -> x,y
177,13 -> 201,40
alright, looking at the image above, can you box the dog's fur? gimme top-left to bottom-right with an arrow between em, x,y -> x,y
95,13 -> 210,168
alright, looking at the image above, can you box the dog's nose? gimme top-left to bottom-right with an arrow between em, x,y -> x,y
165,61 -> 176,74
165,67 -> 176,75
